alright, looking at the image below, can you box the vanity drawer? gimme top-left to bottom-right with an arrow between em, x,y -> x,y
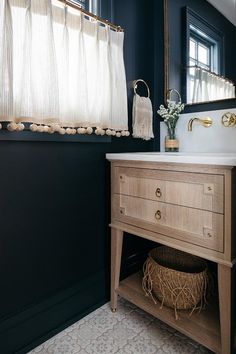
113,194 -> 224,252
114,167 -> 224,213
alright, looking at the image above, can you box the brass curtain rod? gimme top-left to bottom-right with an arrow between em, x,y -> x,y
57,0 -> 123,32
187,65 -> 235,85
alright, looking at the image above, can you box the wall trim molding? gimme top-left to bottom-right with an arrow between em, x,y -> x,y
1,271 -> 108,354
0,249 -> 147,354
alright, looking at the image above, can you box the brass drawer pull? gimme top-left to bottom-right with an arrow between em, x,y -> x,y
155,188 -> 162,198
155,210 -> 161,220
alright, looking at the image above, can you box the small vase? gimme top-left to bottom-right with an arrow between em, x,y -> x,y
165,133 -> 179,152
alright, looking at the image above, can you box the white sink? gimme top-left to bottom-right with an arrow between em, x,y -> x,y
106,152 -> 236,166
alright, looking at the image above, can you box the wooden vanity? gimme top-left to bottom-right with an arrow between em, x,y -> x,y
106,152 -> 236,354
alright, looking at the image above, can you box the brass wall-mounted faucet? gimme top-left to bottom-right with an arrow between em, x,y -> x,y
188,117 -> 213,131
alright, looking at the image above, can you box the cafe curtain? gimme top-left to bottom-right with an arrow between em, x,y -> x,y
0,0 -> 129,136
188,67 -> 235,104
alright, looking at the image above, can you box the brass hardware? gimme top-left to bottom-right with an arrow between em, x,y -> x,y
221,112 -> 236,127
203,227 -> 213,238
119,175 -> 125,183
155,188 -> 162,198
204,183 -> 214,195
111,308 -> 117,313
133,79 -> 150,98
188,117 -> 213,131
57,0 -> 123,32
155,210 -> 161,220
166,88 -> 181,103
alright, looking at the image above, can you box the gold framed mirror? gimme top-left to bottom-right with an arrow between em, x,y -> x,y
164,0 -> 236,107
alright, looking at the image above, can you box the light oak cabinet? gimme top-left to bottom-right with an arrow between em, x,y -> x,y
108,159 -> 236,354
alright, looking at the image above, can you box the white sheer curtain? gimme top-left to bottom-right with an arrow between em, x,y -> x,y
0,0 -> 129,136
188,67 -> 235,104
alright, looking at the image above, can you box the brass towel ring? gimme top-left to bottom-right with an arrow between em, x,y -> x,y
133,79 -> 150,98
166,88 -> 181,103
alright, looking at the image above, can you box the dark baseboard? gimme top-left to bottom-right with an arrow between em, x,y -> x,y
0,271 -> 109,354
0,249 -> 148,354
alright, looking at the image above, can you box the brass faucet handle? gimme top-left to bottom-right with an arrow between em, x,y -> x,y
202,117 -> 213,127
222,112 -> 236,127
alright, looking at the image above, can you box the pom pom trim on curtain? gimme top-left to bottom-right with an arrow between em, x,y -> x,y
0,0 -> 130,138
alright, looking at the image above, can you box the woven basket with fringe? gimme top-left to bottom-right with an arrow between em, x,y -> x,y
142,246 -> 208,319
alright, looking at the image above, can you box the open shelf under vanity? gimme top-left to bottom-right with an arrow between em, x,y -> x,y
117,272 -> 220,354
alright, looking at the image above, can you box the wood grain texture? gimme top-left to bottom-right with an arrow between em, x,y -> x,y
110,221 -> 232,267
110,228 -> 123,311
218,264 -> 231,354
114,194 -> 224,252
117,272 -> 221,354
111,160 -> 233,174
115,166 -> 224,213
229,168 -> 236,261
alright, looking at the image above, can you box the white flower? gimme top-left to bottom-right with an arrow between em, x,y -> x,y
157,90 -> 185,135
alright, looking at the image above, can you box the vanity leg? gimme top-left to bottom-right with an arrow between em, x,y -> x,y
218,264 -> 231,354
111,227 -> 123,312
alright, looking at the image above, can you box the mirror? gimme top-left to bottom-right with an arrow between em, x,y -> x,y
164,0 -> 236,108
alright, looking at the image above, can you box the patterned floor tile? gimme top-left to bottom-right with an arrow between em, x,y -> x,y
102,321 -> 137,348
103,298 -> 136,322
140,320 -> 174,345
85,309 -> 119,333
118,308 -> 154,334
121,335 -> 159,354
67,323 -> 103,349
161,336 -> 201,354
31,335 -> 81,354
84,333 -> 118,354
28,299 -> 214,354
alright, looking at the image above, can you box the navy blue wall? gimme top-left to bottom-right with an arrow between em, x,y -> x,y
0,1 -> 163,353
4,1 -> 235,352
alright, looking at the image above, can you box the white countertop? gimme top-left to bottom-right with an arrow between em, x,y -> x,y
106,152 -> 236,166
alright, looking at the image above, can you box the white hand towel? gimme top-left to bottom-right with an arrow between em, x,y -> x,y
132,93 -> 154,140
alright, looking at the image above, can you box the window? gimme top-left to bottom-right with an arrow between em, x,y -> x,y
75,0 -> 86,8
184,7 -> 235,103
189,31 -> 213,72
187,25 -> 220,102
75,0 -> 100,15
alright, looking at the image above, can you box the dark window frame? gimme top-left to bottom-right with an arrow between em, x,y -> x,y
182,6 -> 224,103
189,32 -> 212,70
74,0 -> 87,9
74,0 -> 101,15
